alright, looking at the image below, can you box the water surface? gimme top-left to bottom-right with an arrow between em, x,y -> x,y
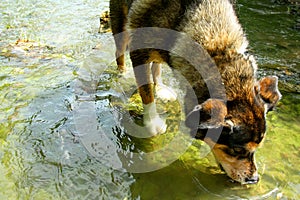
0,0 -> 299,199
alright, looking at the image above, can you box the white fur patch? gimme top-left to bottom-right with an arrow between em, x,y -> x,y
155,84 -> 177,102
143,103 -> 167,135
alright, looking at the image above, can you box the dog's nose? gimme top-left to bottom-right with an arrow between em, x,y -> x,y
245,175 -> 259,184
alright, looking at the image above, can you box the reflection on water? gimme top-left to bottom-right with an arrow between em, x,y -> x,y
0,0 -> 299,199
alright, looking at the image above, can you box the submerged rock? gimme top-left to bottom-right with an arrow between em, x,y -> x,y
99,11 -> 111,33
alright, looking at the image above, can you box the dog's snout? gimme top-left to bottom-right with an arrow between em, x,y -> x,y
245,175 -> 259,184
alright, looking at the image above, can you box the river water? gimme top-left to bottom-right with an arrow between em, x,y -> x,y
0,0 -> 299,199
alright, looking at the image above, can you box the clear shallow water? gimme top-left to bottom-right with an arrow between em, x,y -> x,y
0,0 -> 299,199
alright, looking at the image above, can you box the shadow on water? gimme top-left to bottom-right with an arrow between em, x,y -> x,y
0,0 -> 299,199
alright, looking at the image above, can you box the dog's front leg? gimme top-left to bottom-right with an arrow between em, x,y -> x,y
131,50 -> 167,136
152,62 -> 177,102
142,98 -> 167,135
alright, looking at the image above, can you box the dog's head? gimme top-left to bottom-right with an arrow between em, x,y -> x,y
186,76 -> 281,184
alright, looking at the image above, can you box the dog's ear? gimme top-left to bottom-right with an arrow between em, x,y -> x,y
186,99 -> 227,130
258,76 -> 282,111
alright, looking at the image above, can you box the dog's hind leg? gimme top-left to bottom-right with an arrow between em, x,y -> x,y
131,50 -> 167,136
110,0 -> 129,72
114,32 -> 129,73
152,62 -> 177,102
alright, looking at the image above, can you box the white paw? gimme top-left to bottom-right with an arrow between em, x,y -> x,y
143,102 -> 167,136
144,116 -> 167,136
155,84 -> 177,102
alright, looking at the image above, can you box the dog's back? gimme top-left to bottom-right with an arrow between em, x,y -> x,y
112,0 -> 244,54
110,0 -> 247,79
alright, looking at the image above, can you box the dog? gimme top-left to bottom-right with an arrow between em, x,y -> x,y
109,0 -> 281,184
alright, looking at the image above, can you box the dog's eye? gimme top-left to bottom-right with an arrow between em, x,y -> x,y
223,147 -> 242,157
222,146 -> 247,157
233,147 -> 245,154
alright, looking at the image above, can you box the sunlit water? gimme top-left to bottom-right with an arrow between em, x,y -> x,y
0,0 -> 299,199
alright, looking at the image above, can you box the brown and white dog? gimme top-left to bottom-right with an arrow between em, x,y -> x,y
109,0 -> 281,184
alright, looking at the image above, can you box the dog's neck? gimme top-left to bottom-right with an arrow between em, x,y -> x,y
214,53 -> 258,102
